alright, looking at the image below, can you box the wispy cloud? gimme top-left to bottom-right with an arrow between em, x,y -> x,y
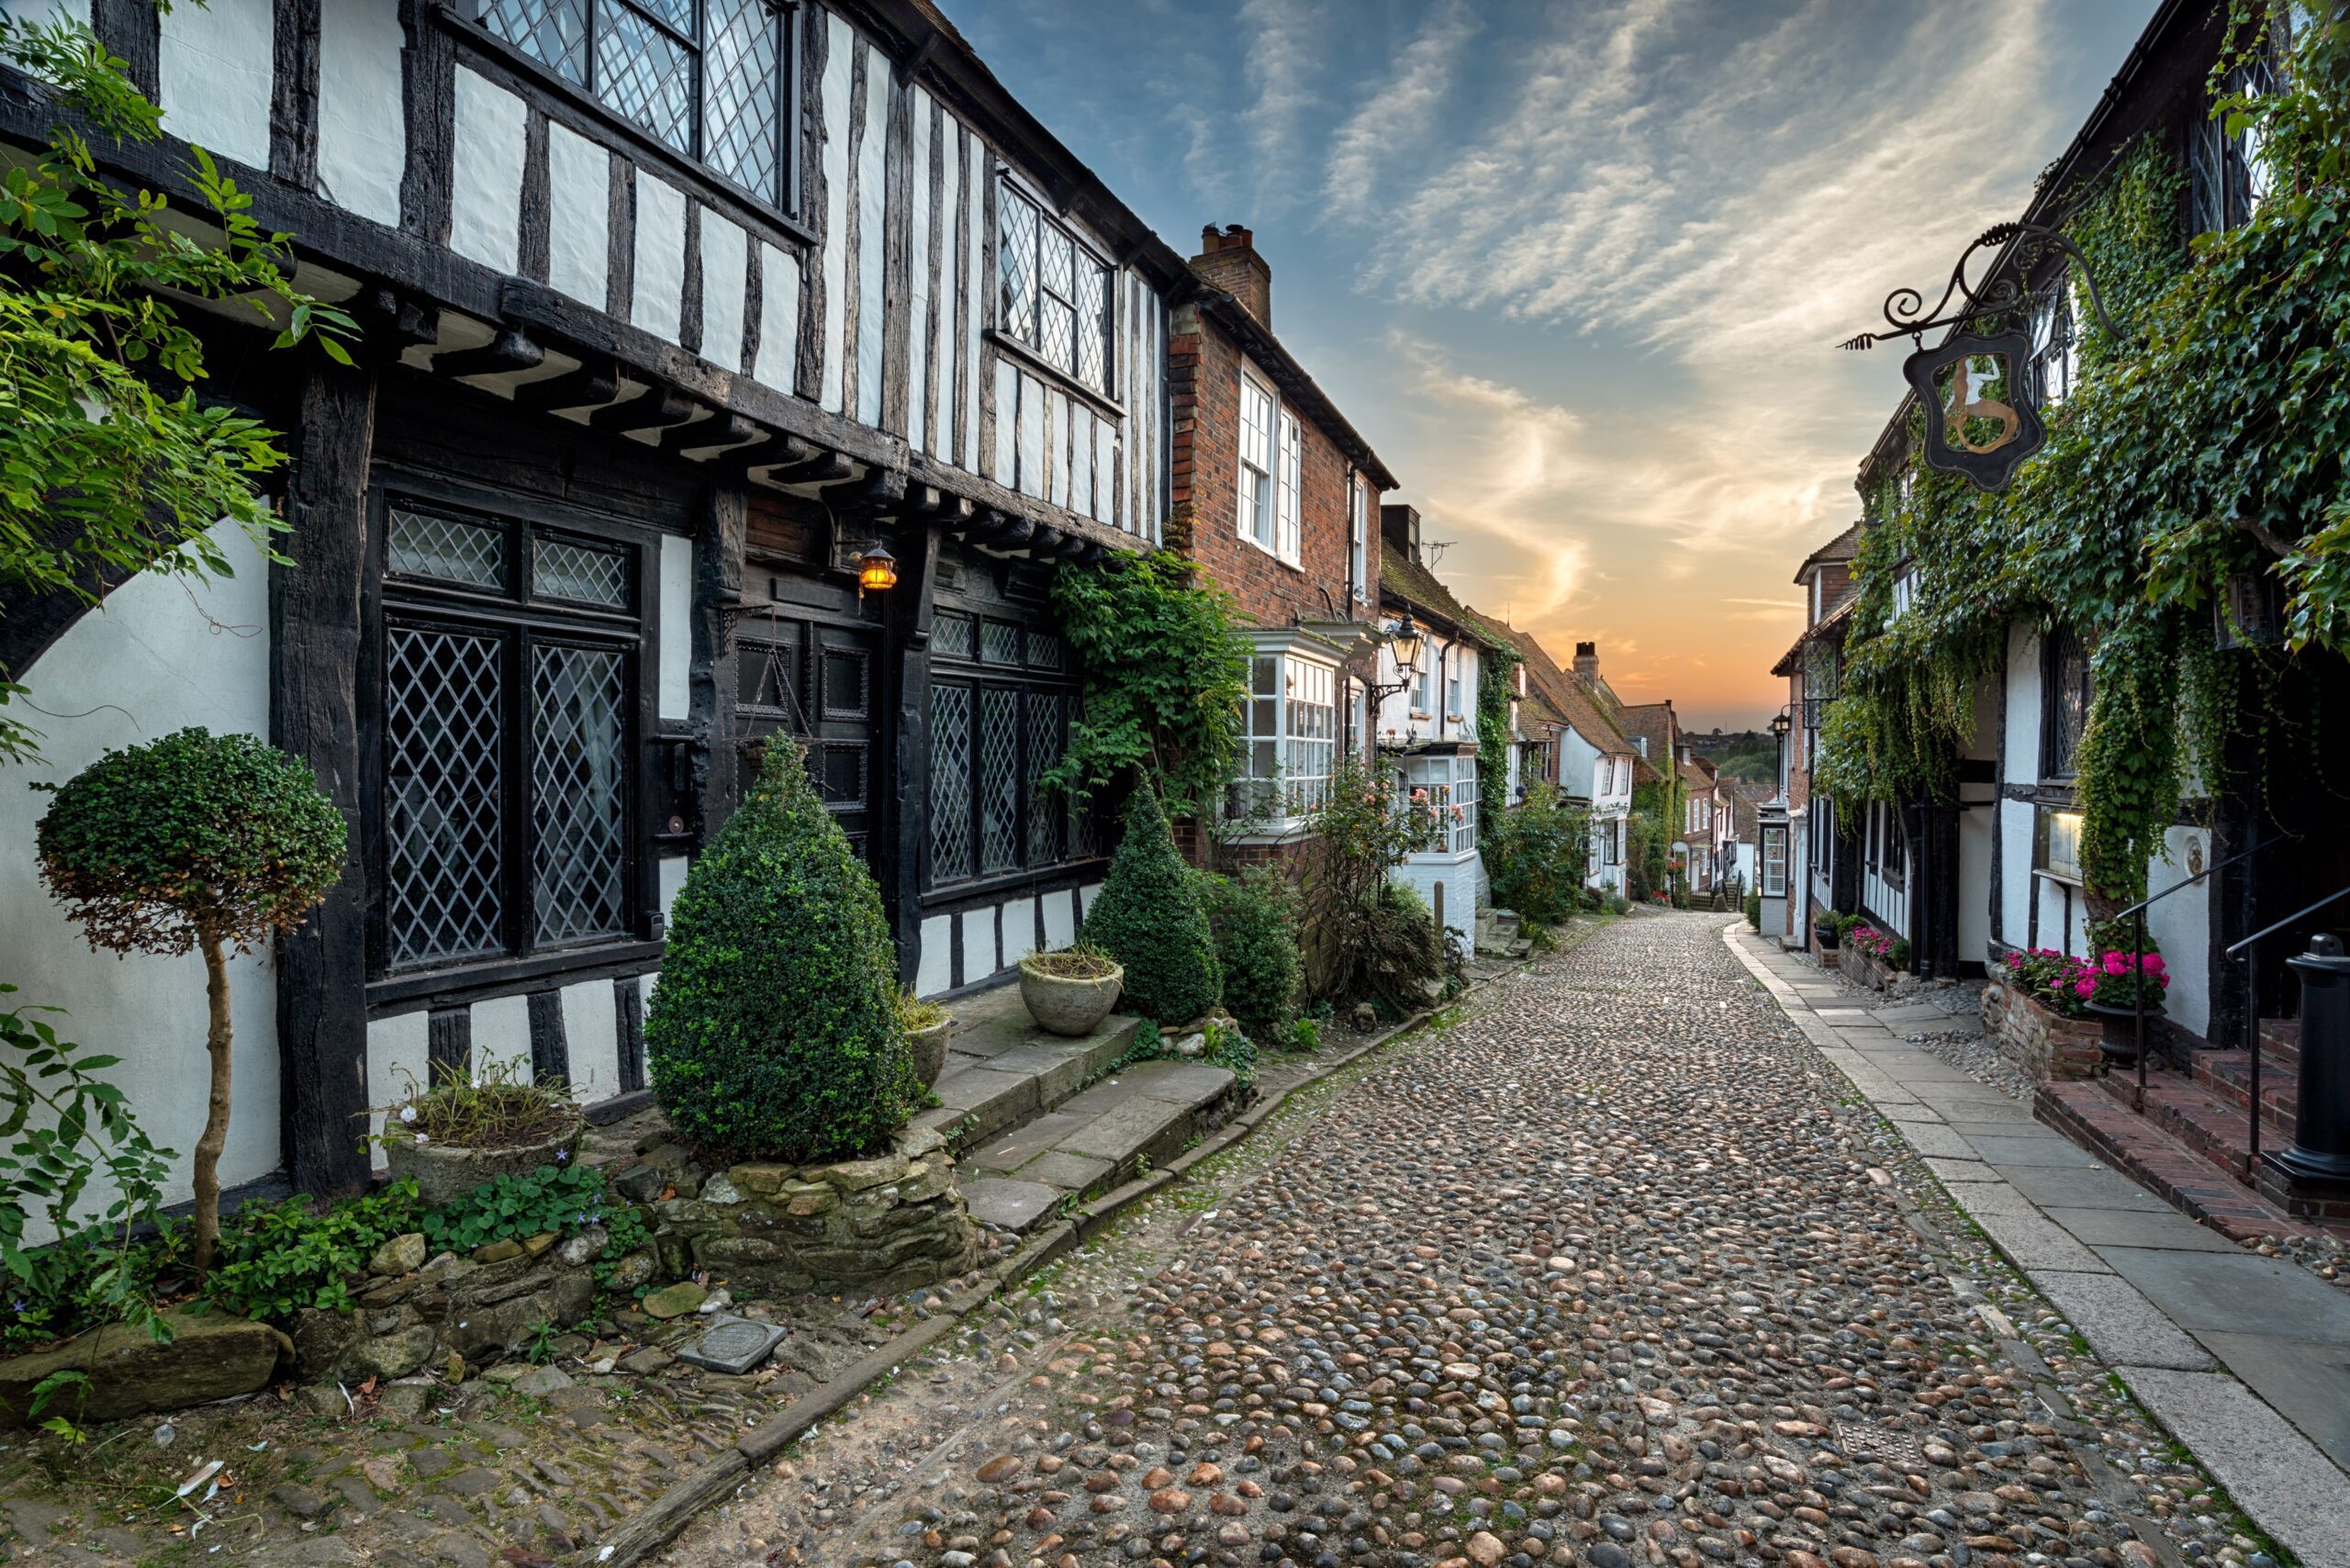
1320,0 -> 1480,222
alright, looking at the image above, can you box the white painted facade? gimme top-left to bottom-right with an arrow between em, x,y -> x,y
1369,628 -> 1483,946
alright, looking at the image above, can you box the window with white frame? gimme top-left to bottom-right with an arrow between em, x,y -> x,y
1413,639 -> 1437,714
1228,652 -> 1337,826
1891,567 -> 1918,619
1275,410 -> 1303,564
1396,754 -> 1477,855
1761,824 -> 1787,897
1445,647 -> 1464,719
1604,817 -> 1624,866
1238,376 -> 1276,552
1348,478 -> 1368,601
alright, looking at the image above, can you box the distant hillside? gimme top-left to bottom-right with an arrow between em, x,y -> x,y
1685,729 -> 1775,786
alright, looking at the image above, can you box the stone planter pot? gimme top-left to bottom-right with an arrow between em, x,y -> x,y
908,1018 -> 953,1088
1019,956 -> 1125,1036
382,1117 -> 584,1206
1814,917 -> 1841,951
2087,998 -> 2165,1062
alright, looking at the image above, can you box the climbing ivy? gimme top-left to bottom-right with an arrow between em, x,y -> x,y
1473,633 -> 1520,837
1815,7 -> 2350,905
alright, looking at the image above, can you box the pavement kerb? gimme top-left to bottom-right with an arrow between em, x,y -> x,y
1720,921 -> 2350,1568
598,929 -> 1573,1565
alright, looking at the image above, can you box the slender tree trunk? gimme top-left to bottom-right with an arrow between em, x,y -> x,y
194,931 -> 234,1273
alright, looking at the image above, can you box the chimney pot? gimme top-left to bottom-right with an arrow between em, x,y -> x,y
1572,642 -> 1600,686
1189,221 -> 1272,328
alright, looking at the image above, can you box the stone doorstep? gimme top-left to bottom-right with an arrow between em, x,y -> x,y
909,985 -> 1140,1151
957,1058 -> 1243,1231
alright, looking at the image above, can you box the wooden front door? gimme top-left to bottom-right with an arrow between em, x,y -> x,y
735,613 -> 879,861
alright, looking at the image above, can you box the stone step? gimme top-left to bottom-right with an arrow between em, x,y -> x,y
2093,1062 -> 2271,1183
956,1058 -> 1243,1235
909,981 -> 1141,1154
2262,1016 -> 2302,1071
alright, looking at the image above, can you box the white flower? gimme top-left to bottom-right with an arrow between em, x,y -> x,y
398,1105 -> 418,1124
413,1134 -> 430,1145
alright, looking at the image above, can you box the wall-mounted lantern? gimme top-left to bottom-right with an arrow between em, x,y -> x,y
854,542 -> 898,598
1385,610 -> 1425,673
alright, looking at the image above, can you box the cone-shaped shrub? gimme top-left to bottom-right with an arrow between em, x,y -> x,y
1081,781 -> 1219,1025
646,738 -> 918,1162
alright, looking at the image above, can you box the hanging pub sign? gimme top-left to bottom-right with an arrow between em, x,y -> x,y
1841,220 -> 2121,494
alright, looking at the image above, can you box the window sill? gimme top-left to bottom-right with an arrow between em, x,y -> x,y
985,330 -> 1126,423
1233,529 -> 1304,573
437,5 -> 819,255
369,936 -> 667,1011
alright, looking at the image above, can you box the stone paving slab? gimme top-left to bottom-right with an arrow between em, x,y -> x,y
966,1109 -> 1091,1173
2119,1366 -> 2350,1568
957,1177 -> 1062,1234
1054,1093 -> 1195,1162
1724,924 -> 2350,1560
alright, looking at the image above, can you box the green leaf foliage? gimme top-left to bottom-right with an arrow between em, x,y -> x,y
1081,781 -> 1221,1025
1484,784 -> 1593,925
1045,551 -> 1250,818
1816,11 -> 2350,903
32,727 -> 346,957
1196,867 -> 1302,1038
0,17 -> 359,763
645,738 -> 920,1163
1297,757 -> 1449,1013
205,1179 -> 423,1322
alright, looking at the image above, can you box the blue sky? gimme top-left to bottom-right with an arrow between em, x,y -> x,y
939,0 -> 2159,730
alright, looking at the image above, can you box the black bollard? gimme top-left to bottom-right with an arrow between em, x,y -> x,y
2271,933 -> 2350,1182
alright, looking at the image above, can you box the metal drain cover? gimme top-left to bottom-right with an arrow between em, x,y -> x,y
1833,1422 -> 1928,1471
677,1315 -> 789,1374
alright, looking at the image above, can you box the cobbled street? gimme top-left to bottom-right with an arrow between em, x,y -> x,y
666,913 -> 2266,1568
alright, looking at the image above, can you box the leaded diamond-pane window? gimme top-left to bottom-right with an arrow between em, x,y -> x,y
532,644 -> 631,943
930,684 -> 973,882
390,507 -> 506,589
535,537 -> 630,607
996,182 -> 1113,396
933,611 -> 975,660
979,689 -> 1020,873
386,626 -> 506,966
378,495 -> 652,980
476,0 -> 795,209
1024,630 -> 1062,669
1025,691 -> 1062,865
980,619 -> 1020,665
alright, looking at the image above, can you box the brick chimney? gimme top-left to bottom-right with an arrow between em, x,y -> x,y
1380,503 -> 1420,565
1573,641 -> 1599,688
1191,223 -> 1271,330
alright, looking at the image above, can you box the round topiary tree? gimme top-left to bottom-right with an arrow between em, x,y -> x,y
1081,780 -> 1220,1025
33,727 -> 346,1271
1200,867 -> 1301,1039
644,736 -> 919,1164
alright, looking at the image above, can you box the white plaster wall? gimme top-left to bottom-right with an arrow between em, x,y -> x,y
1958,794 -> 1992,966
1016,373 -> 1046,498
558,978 -> 622,1103
545,120 -> 610,308
1,529 -> 279,1237
854,39 -> 889,430
2004,622 -> 2042,780
657,535 -> 693,721
632,175 -> 687,345
317,0 -> 405,225
905,88 -> 933,455
1041,888 -> 1078,951
963,132 -> 985,473
657,854 -> 690,924
1393,853 -> 1479,946
753,244 -> 801,391
364,1012 -> 430,1172
815,10 -> 853,415
1079,882 -> 1103,920
471,994 -> 532,1081
1000,895 -> 1038,968
992,360 -> 1018,488
449,68 -> 526,275
2145,826 -> 2213,1040
959,908 -> 997,980
932,118 -> 959,464
1999,800 -> 2035,947
159,0 -> 272,169
699,213 -> 748,373
2,0 -> 90,29
1048,390 -> 1070,510
915,913 -> 955,998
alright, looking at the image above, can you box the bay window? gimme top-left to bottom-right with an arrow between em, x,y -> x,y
375,499 -> 650,978
1395,755 -> 1478,855
1228,651 -> 1337,828
478,0 -> 797,208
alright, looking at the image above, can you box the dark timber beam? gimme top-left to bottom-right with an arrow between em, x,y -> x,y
586,387 -> 699,435
881,523 -> 944,983
721,432 -> 818,476
272,363 -> 376,1199
434,326 -> 546,380
769,451 -> 856,487
511,357 -> 621,414
659,411 -> 763,456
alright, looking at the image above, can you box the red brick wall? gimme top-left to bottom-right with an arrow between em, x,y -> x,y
1168,307 -> 1377,635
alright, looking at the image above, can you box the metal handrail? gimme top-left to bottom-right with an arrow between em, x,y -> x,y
2113,835 -> 2266,1101
2225,877 -> 2350,1170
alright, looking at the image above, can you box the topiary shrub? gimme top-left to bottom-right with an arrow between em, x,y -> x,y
645,738 -> 918,1163
1198,867 -> 1301,1038
34,727 -> 346,1271
1081,781 -> 1220,1025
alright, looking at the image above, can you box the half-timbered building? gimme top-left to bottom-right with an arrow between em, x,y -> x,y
0,0 -> 1189,1207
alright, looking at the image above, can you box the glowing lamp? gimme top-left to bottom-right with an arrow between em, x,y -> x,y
855,542 -> 898,596
1386,610 -> 1424,673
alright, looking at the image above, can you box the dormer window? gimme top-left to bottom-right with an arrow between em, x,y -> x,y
478,0 -> 797,208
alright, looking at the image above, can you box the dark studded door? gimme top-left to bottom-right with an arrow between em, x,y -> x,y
734,614 -> 878,862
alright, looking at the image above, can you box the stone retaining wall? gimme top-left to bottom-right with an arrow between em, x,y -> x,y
1983,980 -> 2103,1082
645,1125 -> 980,1298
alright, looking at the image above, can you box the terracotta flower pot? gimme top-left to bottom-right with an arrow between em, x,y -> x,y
381,1117 -> 584,1207
1019,956 -> 1125,1037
